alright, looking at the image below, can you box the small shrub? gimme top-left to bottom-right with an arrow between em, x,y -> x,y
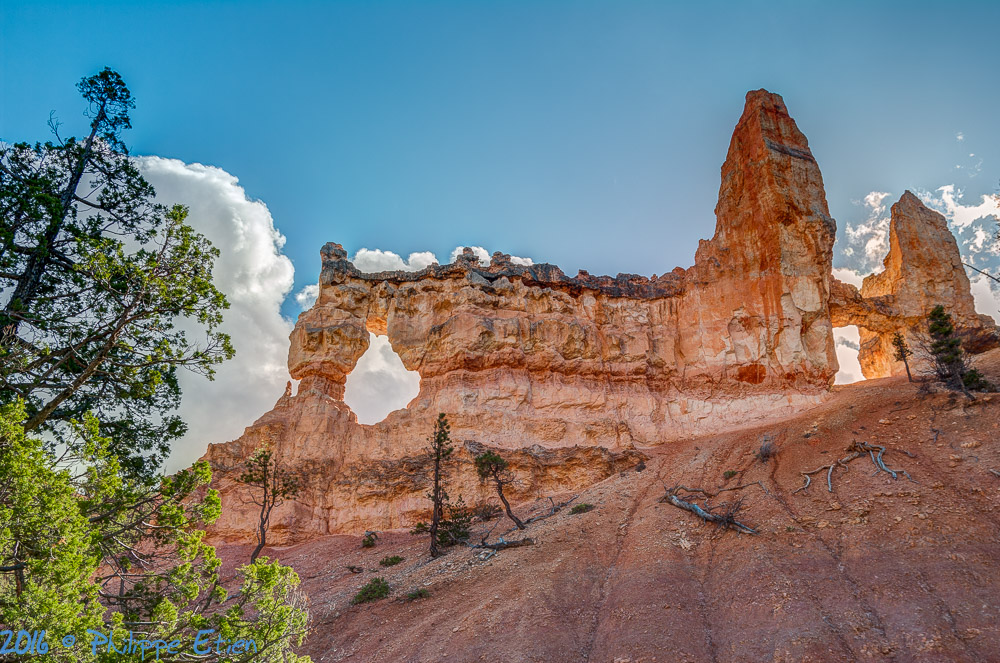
755,435 -> 777,463
361,531 -> 379,548
405,588 -> 430,601
346,565 -> 364,574
570,503 -> 594,515
352,577 -> 391,604
379,555 -> 404,567
409,521 -> 429,535
437,496 -> 473,547
962,368 -> 995,392
723,470 -> 737,480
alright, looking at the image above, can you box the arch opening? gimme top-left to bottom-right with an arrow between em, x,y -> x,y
833,325 -> 865,385
343,333 -> 420,424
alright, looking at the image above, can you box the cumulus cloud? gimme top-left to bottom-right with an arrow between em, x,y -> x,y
352,248 -> 439,273
956,132 -> 965,142
343,334 -> 420,424
920,185 -> 1000,230
844,191 -> 893,272
448,245 -> 534,266
135,157 -> 295,472
295,283 -> 319,309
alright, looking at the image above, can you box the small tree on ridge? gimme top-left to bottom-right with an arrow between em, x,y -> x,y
239,442 -> 300,562
891,331 -> 914,382
474,450 -> 525,530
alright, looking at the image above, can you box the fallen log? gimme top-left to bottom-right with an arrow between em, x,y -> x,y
471,537 -> 535,551
661,490 -> 757,535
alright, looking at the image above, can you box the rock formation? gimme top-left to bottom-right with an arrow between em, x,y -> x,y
202,90 -> 995,542
829,191 -> 998,377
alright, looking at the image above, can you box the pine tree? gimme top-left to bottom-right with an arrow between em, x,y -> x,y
927,305 -> 975,398
891,331 -> 914,382
239,442 -> 301,562
427,413 -> 453,558
474,450 -> 525,529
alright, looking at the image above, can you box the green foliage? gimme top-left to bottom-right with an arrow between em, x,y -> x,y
352,578 -> 390,605
0,401 -> 104,642
570,503 -> 594,515
427,413 -> 454,557
474,450 -> 508,479
409,522 -> 429,535
238,442 -> 301,562
723,470 -> 737,480
379,555 -> 404,567
891,331 -> 913,361
0,69 -> 310,662
962,368 -> 995,392
361,531 -> 379,548
436,496 -> 473,547
0,403 -> 312,662
927,305 -> 994,393
405,588 -> 430,601
0,69 -> 233,479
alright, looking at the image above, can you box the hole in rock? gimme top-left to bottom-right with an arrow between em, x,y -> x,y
344,333 -> 420,424
833,325 -> 865,385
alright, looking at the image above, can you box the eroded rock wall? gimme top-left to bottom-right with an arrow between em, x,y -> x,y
829,191 -> 998,378
203,89 -> 844,540
202,90 -> 995,542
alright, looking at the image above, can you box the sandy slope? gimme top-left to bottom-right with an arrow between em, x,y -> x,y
219,349 -> 1000,662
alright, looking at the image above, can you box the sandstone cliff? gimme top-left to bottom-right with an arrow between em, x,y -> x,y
829,191 -> 997,377
202,90 -> 995,541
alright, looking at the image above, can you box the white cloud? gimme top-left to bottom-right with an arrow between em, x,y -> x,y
844,191 -> 893,272
970,275 -> 1000,319
833,326 -> 863,385
832,267 -> 865,288
135,157 -> 295,472
956,132 -> 965,142
921,185 -> 1000,230
352,248 -> 438,273
448,245 -> 534,266
294,283 -> 319,309
344,333 -> 420,424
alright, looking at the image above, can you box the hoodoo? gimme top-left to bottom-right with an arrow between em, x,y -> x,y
202,90 -> 996,542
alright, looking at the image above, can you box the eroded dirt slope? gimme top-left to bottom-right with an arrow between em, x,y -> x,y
221,350 -> 1000,662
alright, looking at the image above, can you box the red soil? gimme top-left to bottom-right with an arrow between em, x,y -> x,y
219,350 -> 1000,662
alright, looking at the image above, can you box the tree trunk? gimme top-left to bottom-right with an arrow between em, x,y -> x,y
429,450 -> 442,558
903,358 -> 912,382
3,102 -> 106,340
496,478 -> 525,530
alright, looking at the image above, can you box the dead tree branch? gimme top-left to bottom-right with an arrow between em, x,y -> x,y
471,537 -> 535,551
660,485 -> 758,534
794,441 -> 915,494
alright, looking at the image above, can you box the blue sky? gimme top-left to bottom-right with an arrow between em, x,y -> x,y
4,1 -> 998,307
3,1 -> 999,463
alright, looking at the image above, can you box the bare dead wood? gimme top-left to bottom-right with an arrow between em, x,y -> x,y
794,441 -> 915,494
471,537 -> 535,551
661,491 -> 757,534
989,469 -> 1000,479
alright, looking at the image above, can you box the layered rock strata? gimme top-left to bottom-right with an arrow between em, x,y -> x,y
203,90 -> 995,541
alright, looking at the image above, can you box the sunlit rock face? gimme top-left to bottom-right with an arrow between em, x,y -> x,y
829,192 -> 998,378
202,90 -> 994,541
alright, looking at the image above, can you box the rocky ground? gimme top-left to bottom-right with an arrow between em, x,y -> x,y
218,349 -> 1000,662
